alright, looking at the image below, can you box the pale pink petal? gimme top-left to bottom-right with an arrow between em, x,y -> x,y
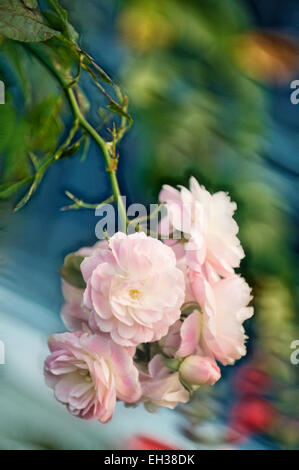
44,331 -> 141,422
176,311 -> 200,358
81,232 -> 185,347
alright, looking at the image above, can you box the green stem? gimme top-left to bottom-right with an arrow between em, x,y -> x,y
25,43 -> 127,227
62,192 -> 114,211
66,86 -> 127,226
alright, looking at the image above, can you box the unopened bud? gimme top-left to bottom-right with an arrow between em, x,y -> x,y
179,355 -> 221,386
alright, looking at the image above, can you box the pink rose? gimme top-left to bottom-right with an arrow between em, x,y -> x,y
159,320 -> 182,357
76,240 -> 109,258
178,273 -> 254,365
179,355 -> 221,387
139,355 -> 189,411
60,281 -> 88,331
61,241 -> 108,331
81,232 -> 185,347
44,331 -> 141,422
159,177 -> 244,276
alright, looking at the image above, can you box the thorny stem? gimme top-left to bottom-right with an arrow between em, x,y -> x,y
13,120 -> 80,212
25,43 -> 128,227
54,118 -> 79,160
61,192 -> 114,211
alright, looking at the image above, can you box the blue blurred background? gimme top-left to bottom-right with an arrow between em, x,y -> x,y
0,0 -> 298,449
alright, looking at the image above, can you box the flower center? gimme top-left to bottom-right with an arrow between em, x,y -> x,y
129,289 -> 141,300
78,369 -> 92,382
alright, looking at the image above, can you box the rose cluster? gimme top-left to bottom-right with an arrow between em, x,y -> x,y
44,177 -> 253,422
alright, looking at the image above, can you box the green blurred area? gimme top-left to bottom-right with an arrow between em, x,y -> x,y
0,0 -> 298,449
94,0 -> 299,447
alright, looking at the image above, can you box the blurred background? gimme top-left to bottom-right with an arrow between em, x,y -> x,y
0,0 -> 298,449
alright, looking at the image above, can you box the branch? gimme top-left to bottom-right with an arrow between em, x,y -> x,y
61,192 -> 114,211
24,43 -> 128,226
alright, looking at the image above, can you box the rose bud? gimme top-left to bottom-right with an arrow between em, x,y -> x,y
179,355 -> 221,387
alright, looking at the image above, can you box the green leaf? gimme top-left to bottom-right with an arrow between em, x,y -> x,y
1,116 -> 31,181
0,104 -> 16,152
42,37 -> 80,75
0,0 -> 59,42
0,105 -> 33,198
1,39 -> 32,101
28,151 -> 39,170
44,0 -> 78,42
162,357 -> 181,372
60,141 -> 80,158
22,0 -> 38,8
28,95 -> 63,154
107,101 -> 132,122
0,177 -> 32,199
91,60 -> 113,85
60,254 -> 86,289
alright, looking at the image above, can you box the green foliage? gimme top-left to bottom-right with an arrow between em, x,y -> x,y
0,104 -> 16,152
0,177 -> 32,199
0,94 -> 64,207
107,100 -> 132,122
0,0 -> 132,211
27,95 -> 63,154
60,253 -> 86,289
162,357 -> 181,372
0,39 -> 32,100
13,154 -> 52,211
117,0 -> 299,447
43,0 -> 78,42
0,0 -> 59,42
0,103 -> 31,182
120,0 -> 295,283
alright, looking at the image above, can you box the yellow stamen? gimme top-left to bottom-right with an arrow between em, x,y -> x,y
129,289 -> 140,300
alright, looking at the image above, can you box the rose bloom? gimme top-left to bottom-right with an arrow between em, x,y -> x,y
81,232 -> 185,347
60,281 -> 88,331
61,241 -> 108,331
159,176 -> 244,276
44,331 -> 141,422
139,355 -> 189,411
178,273 -> 254,365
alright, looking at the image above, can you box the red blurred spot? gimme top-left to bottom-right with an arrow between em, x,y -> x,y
234,366 -> 271,396
126,434 -> 179,450
228,397 -> 276,441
